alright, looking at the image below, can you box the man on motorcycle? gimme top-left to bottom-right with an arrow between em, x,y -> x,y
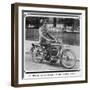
39,19 -> 55,60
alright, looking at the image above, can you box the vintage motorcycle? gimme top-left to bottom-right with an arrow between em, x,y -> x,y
31,39 -> 77,69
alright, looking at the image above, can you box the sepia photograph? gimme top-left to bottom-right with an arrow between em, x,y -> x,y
24,13 -> 80,74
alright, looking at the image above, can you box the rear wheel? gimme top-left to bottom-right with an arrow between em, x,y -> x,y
32,46 -> 43,63
61,49 -> 76,69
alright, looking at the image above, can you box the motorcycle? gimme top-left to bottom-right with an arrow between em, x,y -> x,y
31,39 -> 76,69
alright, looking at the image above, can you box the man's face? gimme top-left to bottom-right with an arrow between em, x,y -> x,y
43,21 -> 48,33
43,20 -> 47,26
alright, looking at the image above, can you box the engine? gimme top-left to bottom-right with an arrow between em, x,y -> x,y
49,46 -> 58,56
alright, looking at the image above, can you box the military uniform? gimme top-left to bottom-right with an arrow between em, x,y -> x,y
39,25 -> 54,45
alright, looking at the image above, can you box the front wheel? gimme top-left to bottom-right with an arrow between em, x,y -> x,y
61,49 -> 76,69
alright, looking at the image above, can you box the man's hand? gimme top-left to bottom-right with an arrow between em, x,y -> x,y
50,40 -> 56,43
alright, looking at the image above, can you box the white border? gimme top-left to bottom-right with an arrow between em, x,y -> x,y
18,6 -> 86,84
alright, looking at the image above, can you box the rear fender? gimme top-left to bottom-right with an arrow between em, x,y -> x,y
31,43 -> 37,52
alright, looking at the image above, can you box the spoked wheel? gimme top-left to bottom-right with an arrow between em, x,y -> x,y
61,49 -> 76,69
32,46 -> 43,63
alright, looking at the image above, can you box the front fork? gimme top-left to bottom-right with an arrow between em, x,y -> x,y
57,45 -> 63,63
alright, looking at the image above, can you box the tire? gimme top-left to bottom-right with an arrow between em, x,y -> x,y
32,46 -> 43,63
61,49 -> 76,69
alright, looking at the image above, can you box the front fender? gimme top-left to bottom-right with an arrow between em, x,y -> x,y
61,48 -> 76,59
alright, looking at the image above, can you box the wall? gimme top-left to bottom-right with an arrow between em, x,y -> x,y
0,0 -> 89,90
